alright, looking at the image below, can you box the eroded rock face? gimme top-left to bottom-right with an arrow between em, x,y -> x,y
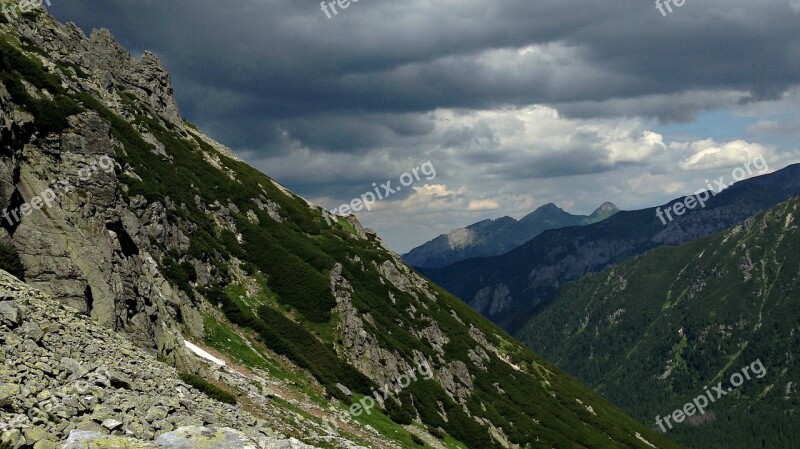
0,15 -> 204,369
330,263 -> 415,388
330,261 -> 479,404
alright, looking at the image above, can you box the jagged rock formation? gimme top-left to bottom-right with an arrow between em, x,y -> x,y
0,9 -> 206,372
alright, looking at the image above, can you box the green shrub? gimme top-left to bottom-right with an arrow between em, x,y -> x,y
0,39 -> 61,92
178,372 -> 236,405
201,286 -> 373,400
428,427 -> 446,440
0,242 -> 24,280
162,257 -> 196,295
30,95 -> 82,134
410,434 -> 425,446
385,397 -> 414,425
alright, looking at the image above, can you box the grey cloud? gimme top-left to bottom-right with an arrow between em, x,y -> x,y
46,0 -> 800,250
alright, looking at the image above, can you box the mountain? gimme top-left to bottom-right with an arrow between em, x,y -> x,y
0,10 -> 682,449
421,164 -> 800,331
516,196 -> 800,449
403,202 -> 619,269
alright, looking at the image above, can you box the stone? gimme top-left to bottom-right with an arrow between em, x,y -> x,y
33,440 -> 59,449
23,427 -> 50,444
101,418 -> 123,431
19,321 -> 45,342
0,383 -> 21,407
61,430 -> 158,449
0,301 -> 21,326
154,426 -> 256,449
144,406 -> 169,423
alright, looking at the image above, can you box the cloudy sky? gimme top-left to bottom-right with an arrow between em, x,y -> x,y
50,0 -> 800,252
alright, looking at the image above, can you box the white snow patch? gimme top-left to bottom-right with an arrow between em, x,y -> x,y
184,340 -> 226,366
635,432 -> 657,448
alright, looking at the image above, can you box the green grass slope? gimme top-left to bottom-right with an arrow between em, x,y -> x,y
517,197 -> 800,449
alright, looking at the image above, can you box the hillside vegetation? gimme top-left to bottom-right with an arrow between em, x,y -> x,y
518,197 -> 800,449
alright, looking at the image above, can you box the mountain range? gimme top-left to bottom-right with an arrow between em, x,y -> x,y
403,202 -> 619,269
421,164 -> 800,331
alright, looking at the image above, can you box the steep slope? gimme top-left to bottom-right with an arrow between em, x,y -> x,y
0,9 -> 683,449
422,164 -> 800,331
403,202 -> 618,269
517,197 -> 800,449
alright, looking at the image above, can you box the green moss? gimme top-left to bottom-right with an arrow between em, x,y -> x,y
178,372 -> 237,405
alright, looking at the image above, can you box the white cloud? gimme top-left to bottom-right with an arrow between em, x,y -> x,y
468,199 -> 500,211
243,103 -> 791,252
412,184 -> 459,198
431,105 -> 667,178
677,139 -> 770,170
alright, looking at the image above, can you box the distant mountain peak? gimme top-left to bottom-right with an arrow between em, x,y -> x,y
404,200 -> 620,268
519,203 -> 568,223
597,201 -> 619,211
590,201 -> 619,218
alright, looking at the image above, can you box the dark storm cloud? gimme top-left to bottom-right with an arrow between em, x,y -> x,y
47,0 -> 800,179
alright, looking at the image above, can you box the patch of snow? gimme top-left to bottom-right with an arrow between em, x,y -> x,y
184,340 -> 226,366
635,432 -> 657,448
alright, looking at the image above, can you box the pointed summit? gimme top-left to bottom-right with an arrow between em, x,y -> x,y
589,202 -> 619,221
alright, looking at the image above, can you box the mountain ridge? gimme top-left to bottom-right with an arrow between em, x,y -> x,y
421,163 -> 800,331
403,201 -> 619,269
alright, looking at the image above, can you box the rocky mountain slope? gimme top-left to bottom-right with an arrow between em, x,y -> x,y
517,196 -> 800,449
403,202 -> 618,269
0,270 -> 331,449
421,164 -> 800,331
0,9 -> 684,449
